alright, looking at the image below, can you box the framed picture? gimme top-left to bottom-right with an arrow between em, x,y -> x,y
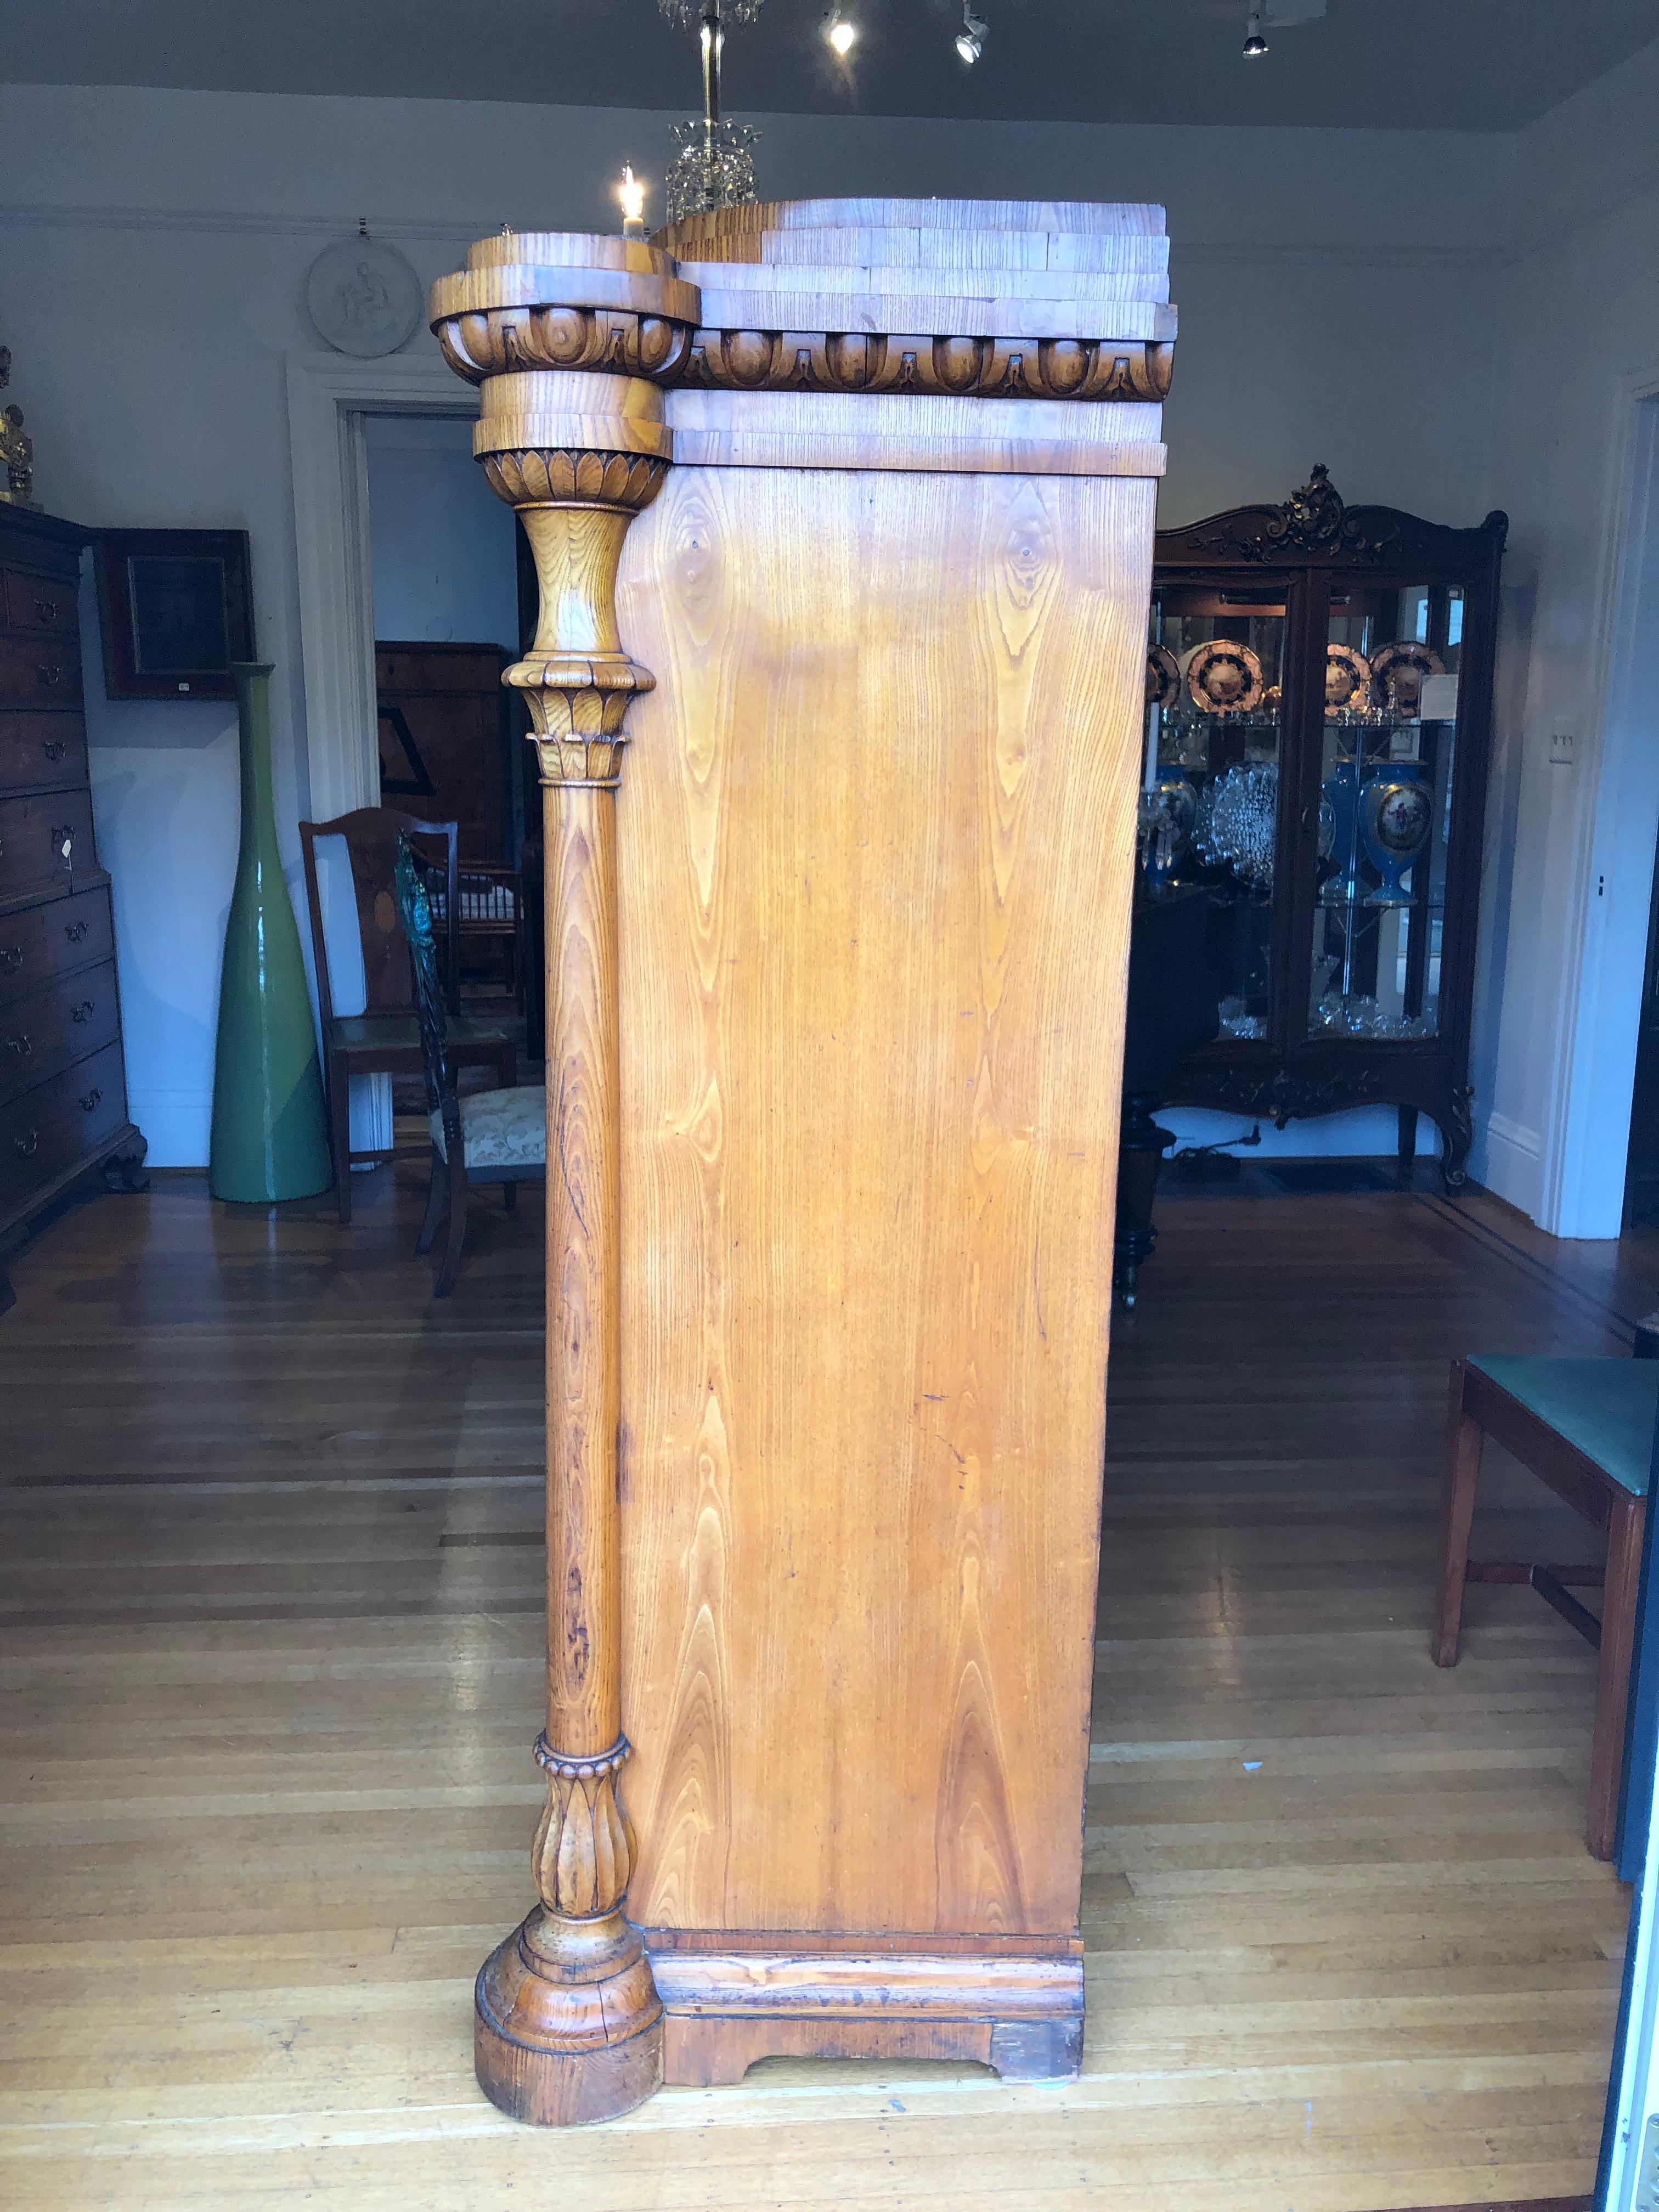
94,528 -> 254,700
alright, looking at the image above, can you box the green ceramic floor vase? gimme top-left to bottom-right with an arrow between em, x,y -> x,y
209,663 -> 333,1202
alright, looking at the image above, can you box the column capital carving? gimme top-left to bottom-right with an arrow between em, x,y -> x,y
462,368 -> 669,790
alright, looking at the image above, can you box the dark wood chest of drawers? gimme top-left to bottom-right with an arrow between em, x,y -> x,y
0,506 -> 144,1309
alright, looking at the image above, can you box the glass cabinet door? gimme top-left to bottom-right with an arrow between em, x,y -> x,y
1308,582 -> 1462,1042
1145,588 -> 1288,1041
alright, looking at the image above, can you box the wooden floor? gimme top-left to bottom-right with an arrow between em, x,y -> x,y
0,1149 -> 1647,2209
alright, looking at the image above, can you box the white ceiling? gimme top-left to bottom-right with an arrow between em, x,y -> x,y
5,0 -> 1657,132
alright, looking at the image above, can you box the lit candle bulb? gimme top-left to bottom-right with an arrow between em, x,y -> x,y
618,165 -> 647,241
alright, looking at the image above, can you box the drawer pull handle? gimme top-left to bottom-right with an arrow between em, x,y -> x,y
64,920 -> 88,944
42,738 -> 66,763
0,946 -> 19,972
14,1128 -> 38,1160
70,999 -> 94,1023
56,827 -> 74,866
36,665 -> 62,687
5,1032 -> 30,1056
34,600 -> 59,624
79,1087 -> 101,1114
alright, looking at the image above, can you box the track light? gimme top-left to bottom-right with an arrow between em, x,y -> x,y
1243,9 -> 1268,54
955,4 -> 986,63
821,5 -> 857,55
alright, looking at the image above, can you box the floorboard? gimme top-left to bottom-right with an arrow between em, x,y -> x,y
0,1153 -> 1642,2209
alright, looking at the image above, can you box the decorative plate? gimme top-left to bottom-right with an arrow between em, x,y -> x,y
306,234 -> 425,358
1146,643 -> 1180,712
1370,640 -> 1444,715
1186,639 -> 1264,715
1324,644 -> 1372,716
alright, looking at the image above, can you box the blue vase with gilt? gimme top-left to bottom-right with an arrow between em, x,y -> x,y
1359,763 -> 1433,909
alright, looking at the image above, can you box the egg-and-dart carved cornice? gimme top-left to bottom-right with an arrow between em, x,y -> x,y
433,302 -> 1173,404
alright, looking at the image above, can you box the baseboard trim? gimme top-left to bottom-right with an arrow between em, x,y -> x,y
1476,1106 -> 1545,1221
644,1940 -> 1084,2089
1360,2200 -> 1589,2212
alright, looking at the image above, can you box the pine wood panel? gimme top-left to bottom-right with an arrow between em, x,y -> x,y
0,1171 -> 1632,2205
613,466 -> 1149,1939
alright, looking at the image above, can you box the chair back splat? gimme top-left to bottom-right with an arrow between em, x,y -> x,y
298,806 -> 461,1023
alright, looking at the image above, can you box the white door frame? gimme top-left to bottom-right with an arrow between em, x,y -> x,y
1536,363 -> 1659,1238
285,349 -> 475,815
284,349 -> 477,1156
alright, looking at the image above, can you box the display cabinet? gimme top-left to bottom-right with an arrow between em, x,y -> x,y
1143,466 -> 1506,1186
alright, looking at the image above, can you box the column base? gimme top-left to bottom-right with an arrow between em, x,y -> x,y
473,1905 -> 664,2126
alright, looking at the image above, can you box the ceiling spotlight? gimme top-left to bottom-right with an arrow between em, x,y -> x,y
822,5 -> 857,55
955,4 -> 986,63
1243,9 -> 1268,54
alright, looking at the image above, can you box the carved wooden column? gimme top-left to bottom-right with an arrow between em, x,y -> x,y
431,238 -> 696,2125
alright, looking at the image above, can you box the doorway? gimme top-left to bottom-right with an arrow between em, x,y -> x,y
1556,387 -> 1659,1236
1626,830 -> 1659,1225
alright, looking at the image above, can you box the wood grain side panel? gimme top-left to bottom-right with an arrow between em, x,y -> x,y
617,465 -> 1149,1936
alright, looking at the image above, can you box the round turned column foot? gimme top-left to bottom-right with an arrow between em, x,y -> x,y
474,1905 -> 664,2126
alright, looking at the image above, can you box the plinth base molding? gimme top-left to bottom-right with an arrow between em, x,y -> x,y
647,1944 -> 1084,2089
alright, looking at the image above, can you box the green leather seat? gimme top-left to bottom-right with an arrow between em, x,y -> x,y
1468,1355 -> 1659,1497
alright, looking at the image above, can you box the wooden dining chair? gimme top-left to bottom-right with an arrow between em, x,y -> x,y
298,808 -> 515,1223
394,835 -> 544,1296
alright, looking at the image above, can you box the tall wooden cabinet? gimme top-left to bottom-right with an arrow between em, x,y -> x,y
0,507 -> 144,1313
428,196 -> 1173,2123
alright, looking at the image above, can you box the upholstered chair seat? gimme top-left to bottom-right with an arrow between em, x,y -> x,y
394,833 -> 545,1297
430,1086 -> 546,1172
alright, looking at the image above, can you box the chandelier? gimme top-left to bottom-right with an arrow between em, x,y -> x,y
657,0 -> 762,223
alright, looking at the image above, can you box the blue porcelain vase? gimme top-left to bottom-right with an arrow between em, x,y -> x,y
1137,763 -> 1197,893
1320,757 -> 1359,906
1358,763 -> 1433,909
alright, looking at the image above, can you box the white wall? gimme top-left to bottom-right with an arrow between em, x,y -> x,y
0,80 -> 1511,1164
364,414 -> 517,648
1468,39 -> 1659,1231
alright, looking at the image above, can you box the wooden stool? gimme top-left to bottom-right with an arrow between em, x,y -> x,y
1434,1354 -> 1658,1860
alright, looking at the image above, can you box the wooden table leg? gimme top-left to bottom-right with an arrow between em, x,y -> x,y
1433,1359 -> 1483,1668
1588,1495 -> 1644,1862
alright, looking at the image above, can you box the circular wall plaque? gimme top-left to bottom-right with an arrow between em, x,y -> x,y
306,236 -> 425,358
